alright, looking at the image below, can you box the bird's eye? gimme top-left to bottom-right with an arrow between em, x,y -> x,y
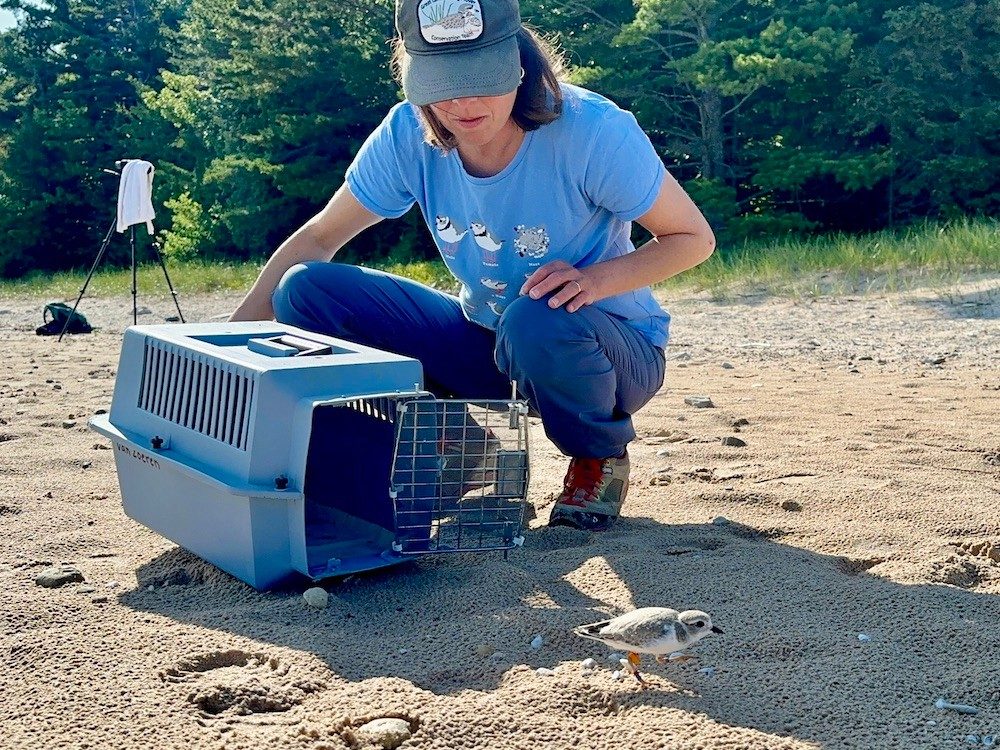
695,620 -> 705,628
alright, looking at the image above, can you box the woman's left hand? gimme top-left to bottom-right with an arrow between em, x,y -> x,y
519,260 -> 598,313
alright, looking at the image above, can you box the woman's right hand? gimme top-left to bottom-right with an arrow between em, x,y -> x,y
228,184 -> 383,322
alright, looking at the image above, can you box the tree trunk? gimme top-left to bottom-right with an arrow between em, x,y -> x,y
700,88 -> 725,180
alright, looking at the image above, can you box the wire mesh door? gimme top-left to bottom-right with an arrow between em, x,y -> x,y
390,398 -> 530,555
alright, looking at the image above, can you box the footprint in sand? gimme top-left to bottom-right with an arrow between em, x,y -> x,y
926,555 -> 987,589
160,649 -> 326,716
137,549 -> 239,588
524,526 -> 592,550
949,539 -> 1000,564
835,556 -> 886,576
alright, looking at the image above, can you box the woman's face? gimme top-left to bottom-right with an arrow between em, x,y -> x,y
428,90 -> 519,148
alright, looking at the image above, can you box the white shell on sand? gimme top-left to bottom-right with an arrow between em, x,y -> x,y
536,667 -> 555,676
581,658 -> 597,671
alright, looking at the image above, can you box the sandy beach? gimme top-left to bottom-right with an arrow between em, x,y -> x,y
2,279 -> 998,750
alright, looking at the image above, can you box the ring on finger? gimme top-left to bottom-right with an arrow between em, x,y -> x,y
569,279 -> 583,294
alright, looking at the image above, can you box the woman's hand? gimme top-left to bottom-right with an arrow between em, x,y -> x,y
515,173 -> 716,316
519,260 -> 600,313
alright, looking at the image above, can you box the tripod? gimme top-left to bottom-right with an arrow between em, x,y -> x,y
59,162 -> 185,341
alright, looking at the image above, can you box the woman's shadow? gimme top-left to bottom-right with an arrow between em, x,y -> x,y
121,514 -> 1000,747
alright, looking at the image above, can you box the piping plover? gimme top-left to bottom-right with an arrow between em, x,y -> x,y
574,607 -> 723,683
435,215 -> 467,244
471,222 -> 504,251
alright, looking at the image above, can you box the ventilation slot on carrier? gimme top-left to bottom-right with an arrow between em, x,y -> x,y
137,341 -> 255,450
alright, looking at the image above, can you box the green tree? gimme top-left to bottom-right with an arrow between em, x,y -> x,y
136,0 -> 417,264
845,1 -> 1000,222
530,0 -> 854,240
0,0 -> 184,277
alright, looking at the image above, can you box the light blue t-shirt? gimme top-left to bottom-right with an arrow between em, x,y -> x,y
345,83 -> 671,348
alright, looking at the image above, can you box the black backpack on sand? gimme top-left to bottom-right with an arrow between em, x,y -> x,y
36,302 -> 94,336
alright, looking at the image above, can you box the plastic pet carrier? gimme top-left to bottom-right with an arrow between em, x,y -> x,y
89,322 -> 531,590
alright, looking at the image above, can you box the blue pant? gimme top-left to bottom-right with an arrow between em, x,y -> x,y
271,263 -> 666,459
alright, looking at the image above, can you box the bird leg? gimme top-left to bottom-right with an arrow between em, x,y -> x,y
657,652 -> 695,665
626,652 -> 646,684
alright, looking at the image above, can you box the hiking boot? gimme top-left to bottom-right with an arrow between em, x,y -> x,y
548,451 -> 630,531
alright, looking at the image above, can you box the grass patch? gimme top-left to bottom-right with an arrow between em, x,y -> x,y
0,257 -> 461,299
1,218 -> 995,300
663,217 -> 999,299
0,259 -> 264,298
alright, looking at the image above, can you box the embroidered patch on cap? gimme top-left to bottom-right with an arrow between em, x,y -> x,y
418,0 -> 484,44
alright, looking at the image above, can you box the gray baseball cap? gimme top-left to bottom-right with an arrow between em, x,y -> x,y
395,0 -> 522,106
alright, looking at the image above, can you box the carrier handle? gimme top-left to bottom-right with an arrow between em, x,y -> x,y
247,334 -> 333,357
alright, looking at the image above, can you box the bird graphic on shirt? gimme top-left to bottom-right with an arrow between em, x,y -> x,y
486,300 -> 505,316
481,278 -> 508,294
435,215 -> 467,244
470,222 -> 504,252
574,607 -> 723,684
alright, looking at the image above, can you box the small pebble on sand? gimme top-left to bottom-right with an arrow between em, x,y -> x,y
35,566 -> 84,588
530,634 -> 543,650
356,718 -> 412,750
303,587 -> 329,608
684,395 -> 715,409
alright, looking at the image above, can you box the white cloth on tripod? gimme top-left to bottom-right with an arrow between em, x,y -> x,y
116,159 -> 156,234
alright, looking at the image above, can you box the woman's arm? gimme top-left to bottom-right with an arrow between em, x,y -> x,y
229,184 -> 384,321
519,172 -> 716,313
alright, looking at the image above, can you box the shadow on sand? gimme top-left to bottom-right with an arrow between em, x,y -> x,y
120,515 -> 1000,748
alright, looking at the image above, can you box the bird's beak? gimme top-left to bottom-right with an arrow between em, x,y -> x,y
711,626 -> 724,634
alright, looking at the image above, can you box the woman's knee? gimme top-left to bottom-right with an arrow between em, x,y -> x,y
272,262 -> 352,325
495,296 -> 593,373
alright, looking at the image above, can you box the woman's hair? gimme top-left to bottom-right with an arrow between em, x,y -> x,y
391,26 -> 565,151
